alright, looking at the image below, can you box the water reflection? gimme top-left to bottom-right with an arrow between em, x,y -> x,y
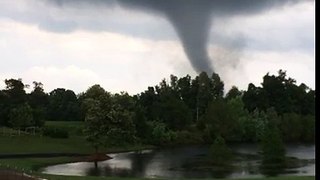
42,144 -> 315,179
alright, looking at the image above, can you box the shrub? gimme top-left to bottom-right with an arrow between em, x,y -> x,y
174,130 -> 203,145
146,121 -> 176,146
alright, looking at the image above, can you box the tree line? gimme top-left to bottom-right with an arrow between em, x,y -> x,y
0,69 -> 315,147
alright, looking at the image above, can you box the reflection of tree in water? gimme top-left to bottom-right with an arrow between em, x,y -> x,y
86,164 -> 102,176
129,150 -> 157,177
86,164 -> 132,177
85,150 -> 157,177
259,162 -> 286,177
104,165 -> 132,177
210,165 -> 234,179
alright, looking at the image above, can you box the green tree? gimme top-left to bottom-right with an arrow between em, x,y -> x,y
227,96 -> 249,141
225,86 -> 242,101
210,72 -> 224,100
28,81 -> 48,127
83,86 -> 136,152
280,113 -> 303,142
47,88 -> 81,121
9,103 -> 34,128
202,99 -> 236,142
0,78 -> 28,126
4,78 -> 27,105
300,115 -> 315,142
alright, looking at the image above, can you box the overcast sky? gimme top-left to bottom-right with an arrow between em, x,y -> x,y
0,0 -> 315,95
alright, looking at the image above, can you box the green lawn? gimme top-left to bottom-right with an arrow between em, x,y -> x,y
45,121 -> 85,136
0,136 -> 94,154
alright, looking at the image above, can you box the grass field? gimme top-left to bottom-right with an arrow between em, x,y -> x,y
45,121 -> 85,136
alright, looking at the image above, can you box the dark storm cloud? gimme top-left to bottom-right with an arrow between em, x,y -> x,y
1,0 -> 311,74
46,0 -> 310,74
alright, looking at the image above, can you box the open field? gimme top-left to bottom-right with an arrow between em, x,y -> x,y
45,121 -> 85,136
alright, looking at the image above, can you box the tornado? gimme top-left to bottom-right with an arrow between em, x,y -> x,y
117,0 -> 215,74
48,0 -> 310,74
117,0 -> 306,74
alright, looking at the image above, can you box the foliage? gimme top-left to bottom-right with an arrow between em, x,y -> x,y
47,88 -> 81,121
243,70 -> 315,116
225,86 -> 242,100
8,103 -> 34,128
146,121 -> 176,146
83,86 -> 136,152
201,99 -> 236,142
0,69 -> 315,145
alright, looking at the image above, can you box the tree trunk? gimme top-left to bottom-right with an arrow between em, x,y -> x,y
94,161 -> 98,168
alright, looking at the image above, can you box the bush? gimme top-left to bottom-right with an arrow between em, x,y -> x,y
146,121 -> 176,146
42,126 -> 69,138
174,130 -> 204,145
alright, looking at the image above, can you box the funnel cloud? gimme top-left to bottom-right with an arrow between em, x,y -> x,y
47,0 -> 310,74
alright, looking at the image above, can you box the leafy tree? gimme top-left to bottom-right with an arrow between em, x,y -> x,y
225,86 -> 242,101
177,75 -> 192,104
9,103 -> 34,128
202,99 -> 236,141
210,72 -> 224,100
47,88 -> 81,121
0,90 -> 9,126
132,105 -> 149,141
0,78 -> 28,126
137,86 -> 158,121
28,81 -> 48,127
300,115 -> 315,142
243,70 -> 315,117
83,98 -> 106,153
197,72 -> 213,119
4,78 -> 27,105
154,95 -> 192,130
147,120 -> 176,146
83,86 -> 136,152
227,96 -> 249,141
280,113 -> 303,142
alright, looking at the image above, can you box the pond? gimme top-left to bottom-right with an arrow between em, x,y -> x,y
42,143 -> 315,179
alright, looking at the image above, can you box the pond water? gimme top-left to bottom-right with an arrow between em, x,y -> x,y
42,143 -> 315,179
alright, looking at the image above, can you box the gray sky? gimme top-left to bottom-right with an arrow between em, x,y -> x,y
0,0 -> 315,94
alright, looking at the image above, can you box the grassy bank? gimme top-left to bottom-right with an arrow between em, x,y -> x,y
0,136 -> 94,154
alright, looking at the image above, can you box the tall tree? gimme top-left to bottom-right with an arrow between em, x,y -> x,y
47,88 -> 81,121
28,81 -> 48,126
225,86 -> 242,100
9,103 -> 34,129
202,99 -> 237,142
